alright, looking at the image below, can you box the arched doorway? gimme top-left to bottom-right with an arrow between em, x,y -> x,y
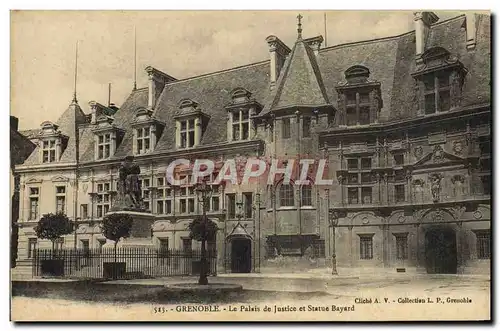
226,222 -> 253,273
231,238 -> 252,273
425,227 -> 457,274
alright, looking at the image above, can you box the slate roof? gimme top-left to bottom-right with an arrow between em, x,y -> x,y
10,128 -> 36,169
262,36 -> 331,114
19,129 -> 41,140
19,13 -> 490,166
23,101 -> 88,165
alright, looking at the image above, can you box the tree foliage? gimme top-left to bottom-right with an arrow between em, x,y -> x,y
100,213 -> 134,245
188,216 -> 218,242
34,212 -> 73,243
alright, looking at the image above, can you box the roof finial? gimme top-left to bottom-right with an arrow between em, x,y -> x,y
72,40 -> 79,104
297,13 -> 303,39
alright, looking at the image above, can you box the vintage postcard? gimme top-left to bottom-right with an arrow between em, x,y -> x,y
10,10 -> 491,322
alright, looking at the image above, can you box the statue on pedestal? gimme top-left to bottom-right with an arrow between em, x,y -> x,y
429,173 -> 442,203
111,156 -> 146,212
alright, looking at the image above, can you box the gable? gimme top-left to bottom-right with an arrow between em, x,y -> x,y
413,144 -> 465,168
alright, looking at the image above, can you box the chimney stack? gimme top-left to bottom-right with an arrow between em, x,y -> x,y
265,35 -> 291,89
304,36 -> 324,57
89,101 -> 99,124
414,11 -> 439,64
465,13 -> 477,51
10,116 -> 19,132
145,66 -> 177,110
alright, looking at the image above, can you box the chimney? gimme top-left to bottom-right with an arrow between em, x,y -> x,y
304,36 -> 324,57
10,116 -> 19,132
145,66 -> 177,110
265,35 -> 291,88
465,13 -> 477,51
89,101 -> 100,124
414,12 -> 439,64
89,101 -> 120,123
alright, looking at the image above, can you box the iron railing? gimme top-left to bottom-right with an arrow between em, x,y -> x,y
32,247 -> 217,279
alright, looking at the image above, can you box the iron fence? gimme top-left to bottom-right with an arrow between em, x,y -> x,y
32,247 -> 217,279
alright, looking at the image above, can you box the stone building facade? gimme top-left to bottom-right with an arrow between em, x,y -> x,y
14,12 -> 490,274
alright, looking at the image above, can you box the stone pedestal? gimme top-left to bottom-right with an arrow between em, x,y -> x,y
105,210 -> 156,247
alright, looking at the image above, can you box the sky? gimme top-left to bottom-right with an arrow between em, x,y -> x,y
10,10 -> 465,130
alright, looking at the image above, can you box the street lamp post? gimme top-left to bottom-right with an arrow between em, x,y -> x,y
326,188 -> 338,275
255,192 -> 261,272
195,178 -> 212,285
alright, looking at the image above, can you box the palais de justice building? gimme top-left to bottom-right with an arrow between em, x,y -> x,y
14,12 -> 491,274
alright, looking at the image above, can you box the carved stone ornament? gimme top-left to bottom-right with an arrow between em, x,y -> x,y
414,146 -> 423,158
398,216 -> 406,224
434,210 -> 444,222
473,210 -> 482,219
451,205 -> 466,220
412,179 -> 424,187
362,216 -> 369,224
432,145 -> 445,162
76,225 -> 88,234
451,174 -> 465,184
452,141 -> 464,155
153,221 -> 169,231
429,173 -> 443,203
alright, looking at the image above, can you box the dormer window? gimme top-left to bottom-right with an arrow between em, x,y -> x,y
336,66 -> 383,127
175,99 -> 209,149
423,71 -> 451,114
131,107 -> 165,155
180,119 -> 195,148
345,91 -> 371,126
91,115 -> 124,160
42,139 -> 57,163
136,127 -> 151,154
412,47 -> 468,116
231,109 -> 250,141
97,133 -> 111,159
225,88 -> 262,142
38,121 -> 67,163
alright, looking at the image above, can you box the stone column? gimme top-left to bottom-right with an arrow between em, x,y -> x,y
348,225 -> 353,267
56,139 -> 61,161
132,128 -> 138,154
456,222 -> 467,274
94,135 -> 99,160
20,180 -> 26,221
406,170 -> 412,203
110,132 -> 116,156
415,80 -> 425,116
150,124 -> 157,150
226,112 -> 233,142
175,121 -> 180,148
415,224 -> 426,273
194,117 -> 201,146
382,223 -> 389,268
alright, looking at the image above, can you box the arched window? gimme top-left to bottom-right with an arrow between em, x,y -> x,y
301,185 -> 313,206
279,183 -> 294,207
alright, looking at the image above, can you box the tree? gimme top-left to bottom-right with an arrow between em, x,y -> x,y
34,212 -> 74,251
188,216 -> 218,285
100,213 -> 134,262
